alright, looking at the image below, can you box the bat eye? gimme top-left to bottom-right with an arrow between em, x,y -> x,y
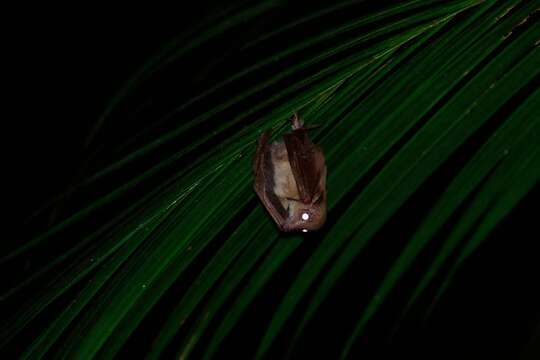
301,212 -> 310,221
302,229 -> 308,233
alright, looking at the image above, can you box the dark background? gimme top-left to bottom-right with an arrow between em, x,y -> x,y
8,6 -> 197,240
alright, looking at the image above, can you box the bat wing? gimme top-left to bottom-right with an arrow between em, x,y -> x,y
283,129 -> 326,204
253,131 -> 289,229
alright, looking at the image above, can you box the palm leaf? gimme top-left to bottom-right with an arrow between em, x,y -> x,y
2,0 -> 539,359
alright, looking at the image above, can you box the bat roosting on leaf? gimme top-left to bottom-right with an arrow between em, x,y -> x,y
253,113 -> 327,232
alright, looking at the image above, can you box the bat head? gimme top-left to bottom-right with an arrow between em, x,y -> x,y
283,200 -> 327,233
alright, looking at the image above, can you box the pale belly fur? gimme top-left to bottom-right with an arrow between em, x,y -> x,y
270,142 -> 301,216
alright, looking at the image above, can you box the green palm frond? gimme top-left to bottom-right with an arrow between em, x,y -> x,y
2,1 -> 539,359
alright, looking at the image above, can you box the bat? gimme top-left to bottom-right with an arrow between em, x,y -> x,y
253,113 -> 327,232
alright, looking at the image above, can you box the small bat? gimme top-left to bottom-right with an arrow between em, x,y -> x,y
253,113 -> 327,232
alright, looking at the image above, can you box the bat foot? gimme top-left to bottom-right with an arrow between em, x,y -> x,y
291,112 -> 322,131
291,112 -> 304,129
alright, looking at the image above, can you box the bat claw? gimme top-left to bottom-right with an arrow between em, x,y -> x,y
291,112 -> 304,129
291,112 -> 322,131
